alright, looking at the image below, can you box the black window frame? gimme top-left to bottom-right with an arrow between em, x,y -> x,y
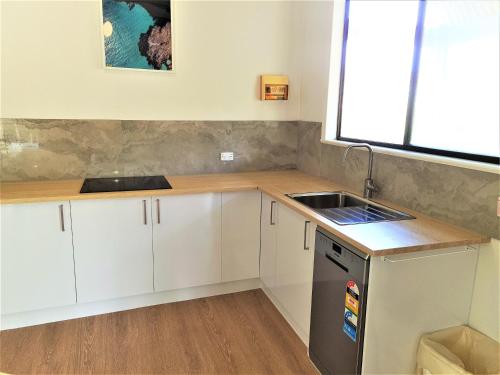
336,0 -> 500,165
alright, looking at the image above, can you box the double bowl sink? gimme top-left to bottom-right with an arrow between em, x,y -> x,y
287,191 -> 414,225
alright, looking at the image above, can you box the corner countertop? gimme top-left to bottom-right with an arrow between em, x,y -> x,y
0,170 -> 489,256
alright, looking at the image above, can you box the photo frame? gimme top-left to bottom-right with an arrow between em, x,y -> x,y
100,0 -> 175,72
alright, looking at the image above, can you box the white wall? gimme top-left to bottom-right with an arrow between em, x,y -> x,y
0,0 -> 335,122
293,0 -> 333,123
469,239 -> 500,341
0,0 -> 300,121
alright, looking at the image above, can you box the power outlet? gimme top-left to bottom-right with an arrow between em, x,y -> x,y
221,152 -> 234,161
8,142 -> 39,153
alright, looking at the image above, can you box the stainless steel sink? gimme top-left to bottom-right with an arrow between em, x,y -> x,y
287,191 -> 415,225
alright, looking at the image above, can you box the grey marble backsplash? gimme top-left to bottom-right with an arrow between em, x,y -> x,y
1,118 -> 498,238
0,119 -> 297,181
297,121 -> 500,239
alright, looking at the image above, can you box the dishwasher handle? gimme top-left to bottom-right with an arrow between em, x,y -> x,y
325,253 -> 349,273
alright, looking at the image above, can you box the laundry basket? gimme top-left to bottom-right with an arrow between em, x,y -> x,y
416,325 -> 500,374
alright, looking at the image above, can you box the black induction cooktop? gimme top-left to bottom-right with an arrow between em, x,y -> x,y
80,176 -> 172,193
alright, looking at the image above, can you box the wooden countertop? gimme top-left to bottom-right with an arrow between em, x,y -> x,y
0,170 -> 489,256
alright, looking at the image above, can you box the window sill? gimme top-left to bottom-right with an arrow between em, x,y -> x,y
321,138 -> 500,175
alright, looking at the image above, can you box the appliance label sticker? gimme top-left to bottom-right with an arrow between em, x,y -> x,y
344,280 -> 359,342
345,293 -> 359,315
344,307 -> 358,327
343,320 -> 357,342
347,280 -> 359,297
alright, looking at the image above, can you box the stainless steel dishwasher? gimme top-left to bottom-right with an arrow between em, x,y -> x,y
309,227 -> 370,375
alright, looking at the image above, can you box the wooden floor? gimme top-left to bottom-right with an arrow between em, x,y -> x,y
0,289 -> 318,374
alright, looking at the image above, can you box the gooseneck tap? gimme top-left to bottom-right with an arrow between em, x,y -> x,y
343,143 -> 378,199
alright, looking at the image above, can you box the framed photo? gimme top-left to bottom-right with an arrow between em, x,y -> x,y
100,0 -> 174,71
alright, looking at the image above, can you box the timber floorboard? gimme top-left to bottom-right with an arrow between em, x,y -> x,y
0,289 -> 318,374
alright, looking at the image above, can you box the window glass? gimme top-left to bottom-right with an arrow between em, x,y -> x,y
411,1 -> 500,157
340,1 -> 419,144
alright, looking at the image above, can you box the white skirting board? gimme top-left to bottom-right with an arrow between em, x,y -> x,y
0,278 -> 261,331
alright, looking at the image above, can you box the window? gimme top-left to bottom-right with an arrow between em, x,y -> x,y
330,0 -> 499,164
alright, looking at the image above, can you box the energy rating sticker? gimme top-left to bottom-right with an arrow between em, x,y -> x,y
345,293 -> 359,315
343,280 -> 360,342
345,280 -> 360,315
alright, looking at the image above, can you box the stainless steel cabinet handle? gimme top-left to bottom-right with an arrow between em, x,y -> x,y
59,204 -> 65,232
156,199 -> 160,224
270,201 -> 277,225
304,221 -> 311,250
143,200 -> 147,225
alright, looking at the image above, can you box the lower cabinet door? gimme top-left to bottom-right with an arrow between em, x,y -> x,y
275,203 -> 316,338
153,193 -> 222,291
1,201 -> 76,314
71,198 -> 154,303
221,191 -> 261,282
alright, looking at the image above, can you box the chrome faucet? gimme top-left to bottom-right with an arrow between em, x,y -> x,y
343,143 -> 378,199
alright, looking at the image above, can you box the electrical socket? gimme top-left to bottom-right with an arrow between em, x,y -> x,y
220,152 -> 234,161
8,142 -> 39,152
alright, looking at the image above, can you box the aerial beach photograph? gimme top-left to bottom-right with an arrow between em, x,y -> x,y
102,0 -> 173,70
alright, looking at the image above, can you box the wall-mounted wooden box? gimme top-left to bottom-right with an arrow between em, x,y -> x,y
261,75 -> 288,100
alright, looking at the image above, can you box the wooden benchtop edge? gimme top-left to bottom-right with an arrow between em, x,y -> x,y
0,171 -> 490,256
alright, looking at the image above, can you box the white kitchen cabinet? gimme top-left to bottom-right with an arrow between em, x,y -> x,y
1,201 -> 76,314
362,246 -> 479,374
71,198 -> 154,303
260,193 -> 278,289
221,191 -> 261,282
153,193 -> 221,291
275,202 -> 316,339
